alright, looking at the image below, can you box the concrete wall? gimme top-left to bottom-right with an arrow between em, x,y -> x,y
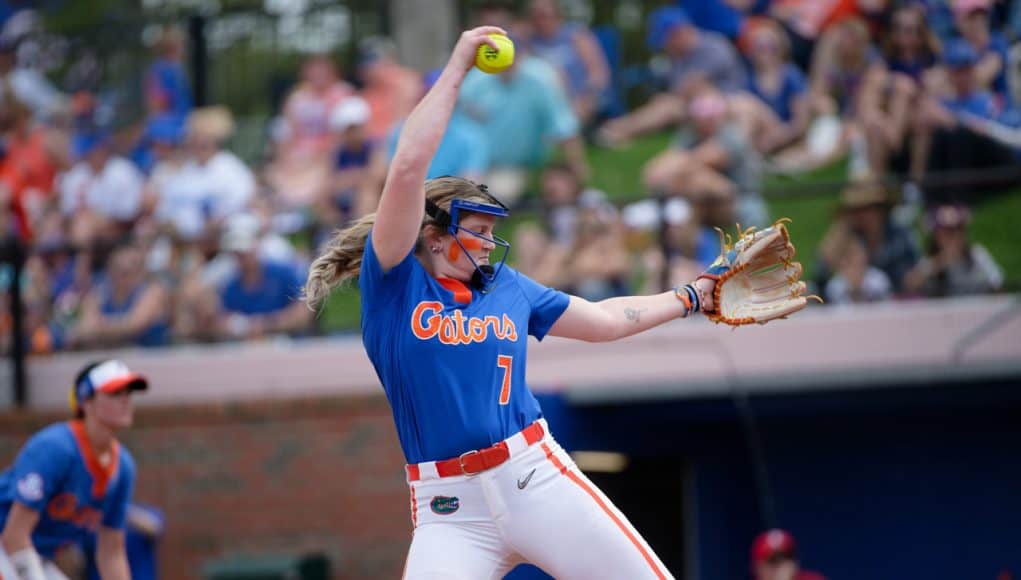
7,295 -> 1021,412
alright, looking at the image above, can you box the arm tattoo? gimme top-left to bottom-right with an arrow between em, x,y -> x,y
623,307 -> 646,323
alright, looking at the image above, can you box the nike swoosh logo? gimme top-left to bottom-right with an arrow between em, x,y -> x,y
517,468 -> 536,490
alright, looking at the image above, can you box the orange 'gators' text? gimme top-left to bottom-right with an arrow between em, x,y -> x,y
410,301 -> 518,345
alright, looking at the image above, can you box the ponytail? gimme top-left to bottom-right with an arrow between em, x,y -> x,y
304,176 -> 497,311
304,213 -> 377,311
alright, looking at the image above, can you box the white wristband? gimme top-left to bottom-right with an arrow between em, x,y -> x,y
10,548 -> 46,580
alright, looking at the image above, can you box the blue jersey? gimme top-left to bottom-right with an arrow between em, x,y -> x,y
748,64 -> 807,123
359,234 -> 570,464
0,422 -> 135,559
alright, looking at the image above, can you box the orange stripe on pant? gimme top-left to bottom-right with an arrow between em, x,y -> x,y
410,484 -> 418,528
541,443 -> 668,580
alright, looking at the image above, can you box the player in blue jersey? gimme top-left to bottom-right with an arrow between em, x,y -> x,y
0,360 -> 147,580
304,27 -> 717,580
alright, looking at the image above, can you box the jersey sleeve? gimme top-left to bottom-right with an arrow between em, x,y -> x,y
102,453 -> 135,530
10,430 -> 72,512
512,269 -> 570,341
359,229 -> 418,312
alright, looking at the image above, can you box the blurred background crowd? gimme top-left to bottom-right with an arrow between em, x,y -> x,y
1,0 -> 1019,356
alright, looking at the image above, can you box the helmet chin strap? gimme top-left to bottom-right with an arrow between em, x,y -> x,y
450,234 -> 499,290
471,265 -> 495,290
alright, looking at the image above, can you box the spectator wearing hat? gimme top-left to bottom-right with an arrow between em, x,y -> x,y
58,131 -> 145,247
911,39 -> 1018,201
66,243 -> 171,349
940,39 -> 1002,119
214,215 -> 310,341
521,0 -> 610,126
951,0 -> 1010,102
750,529 -> 827,580
816,181 -> 920,296
597,7 -> 745,147
649,6 -> 746,94
153,106 -> 255,242
313,95 -> 373,232
903,204 -> 1003,297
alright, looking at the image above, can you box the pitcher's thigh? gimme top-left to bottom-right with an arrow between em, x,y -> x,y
44,562 -> 71,580
509,456 -> 672,579
403,521 -> 519,580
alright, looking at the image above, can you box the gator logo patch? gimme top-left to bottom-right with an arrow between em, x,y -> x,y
430,496 -> 460,515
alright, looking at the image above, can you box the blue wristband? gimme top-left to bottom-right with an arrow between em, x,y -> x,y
684,284 -> 699,313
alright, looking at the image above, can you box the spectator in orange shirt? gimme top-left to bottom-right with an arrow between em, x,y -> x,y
0,99 -> 63,238
3,99 -> 59,197
357,37 -> 422,142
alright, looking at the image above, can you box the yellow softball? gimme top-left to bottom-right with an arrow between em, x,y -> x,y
475,34 -> 515,74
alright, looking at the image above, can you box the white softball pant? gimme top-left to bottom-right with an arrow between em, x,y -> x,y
402,431 -> 673,580
0,544 -> 69,580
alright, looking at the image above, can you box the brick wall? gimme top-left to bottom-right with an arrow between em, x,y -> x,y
0,394 -> 411,580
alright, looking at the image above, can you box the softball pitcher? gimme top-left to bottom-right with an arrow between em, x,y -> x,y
304,27 -> 719,580
0,360 -> 147,580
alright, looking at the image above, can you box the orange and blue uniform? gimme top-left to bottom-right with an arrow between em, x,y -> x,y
0,421 -> 135,559
360,232 -> 569,464
361,225 -> 673,579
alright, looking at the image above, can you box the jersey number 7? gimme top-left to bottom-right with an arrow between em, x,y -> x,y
497,355 -> 513,405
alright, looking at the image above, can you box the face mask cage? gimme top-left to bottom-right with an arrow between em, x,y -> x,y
424,186 -> 511,289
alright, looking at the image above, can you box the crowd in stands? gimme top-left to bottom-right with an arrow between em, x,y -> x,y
0,0 -> 1018,354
